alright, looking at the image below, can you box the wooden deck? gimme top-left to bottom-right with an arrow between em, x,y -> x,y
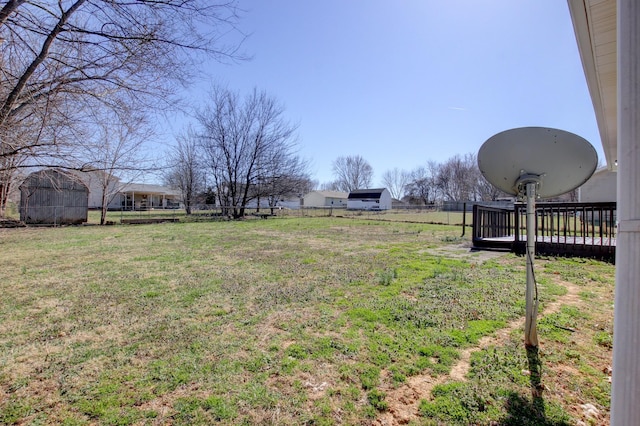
472,202 -> 616,262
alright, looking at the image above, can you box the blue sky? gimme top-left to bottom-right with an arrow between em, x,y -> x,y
164,0 -> 602,187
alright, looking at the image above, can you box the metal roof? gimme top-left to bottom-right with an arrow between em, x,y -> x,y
348,188 -> 386,199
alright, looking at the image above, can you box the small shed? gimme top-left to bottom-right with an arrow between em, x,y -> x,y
20,169 -> 89,225
347,188 -> 392,210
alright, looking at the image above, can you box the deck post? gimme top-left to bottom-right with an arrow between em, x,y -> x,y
612,0 -> 640,423
461,202 -> 466,237
514,204 -> 520,249
524,182 -> 539,348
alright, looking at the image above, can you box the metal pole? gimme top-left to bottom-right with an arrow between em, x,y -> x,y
612,0 -> 640,423
524,182 -> 539,347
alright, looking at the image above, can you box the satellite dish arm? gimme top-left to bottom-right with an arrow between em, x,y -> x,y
514,173 -> 544,197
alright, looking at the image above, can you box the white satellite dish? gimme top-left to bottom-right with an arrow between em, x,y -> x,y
478,127 -> 598,199
477,127 -> 598,348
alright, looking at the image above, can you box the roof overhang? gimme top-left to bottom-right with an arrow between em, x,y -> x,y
567,0 -> 617,170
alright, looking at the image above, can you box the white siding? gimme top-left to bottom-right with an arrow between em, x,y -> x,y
579,168 -> 616,202
303,191 -> 348,207
79,172 -> 123,209
346,189 -> 392,210
379,189 -> 392,210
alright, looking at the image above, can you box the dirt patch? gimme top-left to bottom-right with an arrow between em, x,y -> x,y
376,371 -> 455,425
421,243 -> 511,264
375,277 -> 584,426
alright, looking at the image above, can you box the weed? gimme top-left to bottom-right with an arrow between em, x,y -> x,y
357,364 -> 381,390
285,343 -> 309,360
538,305 -> 590,343
367,389 -> 388,411
594,330 -> 613,348
418,345 -> 459,375
441,235 -> 462,243
419,384 -> 473,424
375,268 -> 397,286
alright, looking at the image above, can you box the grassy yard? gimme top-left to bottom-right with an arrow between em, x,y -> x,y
0,217 -> 613,425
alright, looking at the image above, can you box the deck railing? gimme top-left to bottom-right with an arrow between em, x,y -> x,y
473,202 -> 616,261
472,204 -> 516,250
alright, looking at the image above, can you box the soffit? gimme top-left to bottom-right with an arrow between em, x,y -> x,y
567,0 -> 617,169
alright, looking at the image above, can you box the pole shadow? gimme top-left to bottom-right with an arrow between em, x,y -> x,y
526,346 -> 545,410
498,346 -> 570,425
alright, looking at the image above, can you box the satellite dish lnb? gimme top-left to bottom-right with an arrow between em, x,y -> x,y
477,127 -> 598,198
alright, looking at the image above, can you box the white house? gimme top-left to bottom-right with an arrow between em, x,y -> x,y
78,172 -> 181,210
245,196 -> 301,209
78,171 -> 122,210
119,183 -> 182,210
347,188 -> 392,210
578,167 -> 616,203
302,191 -> 348,208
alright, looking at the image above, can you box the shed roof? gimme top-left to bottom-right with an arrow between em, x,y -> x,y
20,169 -> 88,192
348,188 -> 386,199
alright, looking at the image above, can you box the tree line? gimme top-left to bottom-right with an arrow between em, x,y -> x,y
382,154 -> 506,204
319,153 -> 507,204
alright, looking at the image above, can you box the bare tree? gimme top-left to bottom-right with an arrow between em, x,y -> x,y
404,162 -> 439,205
197,86 -> 300,219
331,155 -> 373,192
259,174 -> 313,213
79,110 -> 152,224
165,126 -> 204,215
0,48 -> 78,214
381,167 -> 410,200
319,181 -> 340,191
476,173 -> 506,201
255,152 -> 312,214
0,0 -> 243,215
436,153 -> 479,201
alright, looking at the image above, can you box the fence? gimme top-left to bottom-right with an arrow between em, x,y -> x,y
5,202 -> 475,227
182,204 -> 473,225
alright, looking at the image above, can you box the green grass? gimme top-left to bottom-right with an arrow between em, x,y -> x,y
0,217 -> 614,424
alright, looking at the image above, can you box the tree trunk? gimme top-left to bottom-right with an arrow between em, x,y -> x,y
100,189 -> 108,225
